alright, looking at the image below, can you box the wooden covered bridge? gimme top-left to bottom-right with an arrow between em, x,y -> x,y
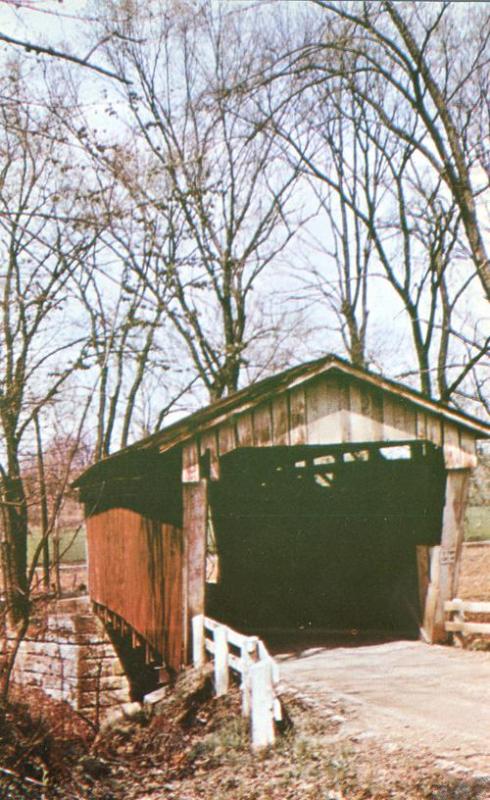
74,355 -> 490,690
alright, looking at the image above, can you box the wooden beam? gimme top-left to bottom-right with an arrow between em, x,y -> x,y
253,403 -> 273,446
289,386 -> 307,445
416,545 -> 430,629
183,481 -> 208,664
271,395 -> 290,446
420,546 -> 440,643
182,441 -> 200,483
428,470 -> 471,643
445,621 -> 490,635
445,600 -> 490,613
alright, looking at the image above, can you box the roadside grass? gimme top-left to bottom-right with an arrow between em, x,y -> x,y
27,526 -> 87,565
168,686 -> 490,800
3,669 -> 490,799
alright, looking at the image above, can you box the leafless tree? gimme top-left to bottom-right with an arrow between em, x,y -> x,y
261,1 -> 489,406
303,1 -> 490,302
91,0 -> 303,401
0,71 -> 94,626
0,0 -> 128,82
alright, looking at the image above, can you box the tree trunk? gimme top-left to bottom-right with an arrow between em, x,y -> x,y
2,472 -> 28,624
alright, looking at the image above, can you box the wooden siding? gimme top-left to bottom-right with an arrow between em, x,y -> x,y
87,509 -> 183,671
271,394 -> 289,446
187,373 -> 478,481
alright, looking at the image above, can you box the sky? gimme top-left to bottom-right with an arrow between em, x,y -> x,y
0,1 -> 91,40
0,0 -> 488,416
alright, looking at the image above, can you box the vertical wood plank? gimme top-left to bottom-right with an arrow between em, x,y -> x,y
217,421 -> 237,455
426,413 -> 443,447
87,508 -> 173,666
366,387 -> 384,440
289,386 -> 307,445
236,412 -> 254,447
182,440 -> 200,483
442,423 -> 476,468
338,377 -> 352,441
305,376 -> 342,443
382,396 -> 411,441
163,523 -> 184,671
443,421 -> 460,448
416,411 -> 428,440
348,382 -> 383,442
271,395 -> 290,446
460,429 -> 476,457
199,430 -> 220,480
349,381 -> 362,418
253,403 -> 273,446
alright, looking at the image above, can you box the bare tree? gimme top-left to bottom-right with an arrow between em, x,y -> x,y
92,0 -> 302,401
0,0 -> 128,82
0,72 -> 94,624
305,1 -> 490,302
275,81 -> 382,369
262,2 -> 489,406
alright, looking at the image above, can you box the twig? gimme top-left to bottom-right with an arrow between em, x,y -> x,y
0,764 -> 45,788
0,31 -> 130,84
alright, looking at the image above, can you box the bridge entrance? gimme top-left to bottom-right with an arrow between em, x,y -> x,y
208,442 -> 445,637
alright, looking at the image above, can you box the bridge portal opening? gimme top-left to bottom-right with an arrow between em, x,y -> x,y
207,442 -> 445,638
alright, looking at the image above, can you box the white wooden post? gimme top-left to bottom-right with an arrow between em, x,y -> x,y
240,637 -> 257,717
451,598 -> 466,648
192,614 -> 205,668
250,660 -> 275,750
214,625 -> 229,696
272,659 -> 282,723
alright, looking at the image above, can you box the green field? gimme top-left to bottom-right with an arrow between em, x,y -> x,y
27,526 -> 87,565
465,506 -> 490,542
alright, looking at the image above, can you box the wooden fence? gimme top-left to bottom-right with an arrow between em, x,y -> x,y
192,614 -> 282,750
445,598 -> 490,645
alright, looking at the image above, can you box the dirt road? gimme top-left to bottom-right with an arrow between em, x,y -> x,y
275,639 -> 490,775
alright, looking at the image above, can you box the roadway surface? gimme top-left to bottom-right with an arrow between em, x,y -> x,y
272,637 -> 490,775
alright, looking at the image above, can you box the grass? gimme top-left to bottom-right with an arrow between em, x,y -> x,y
465,506 -> 490,541
27,526 -> 87,565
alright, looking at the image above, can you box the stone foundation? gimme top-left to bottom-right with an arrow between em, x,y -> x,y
11,596 -> 131,723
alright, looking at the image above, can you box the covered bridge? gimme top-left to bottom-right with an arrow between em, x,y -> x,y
74,355 -> 490,683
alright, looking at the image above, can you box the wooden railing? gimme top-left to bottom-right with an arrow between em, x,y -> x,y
445,598 -> 490,645
192,614 -> 282,750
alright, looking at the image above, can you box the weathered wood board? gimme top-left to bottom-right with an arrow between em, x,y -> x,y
87,508 -> 184,671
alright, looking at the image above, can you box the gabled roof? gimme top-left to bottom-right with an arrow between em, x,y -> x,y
74,354 -> 490,487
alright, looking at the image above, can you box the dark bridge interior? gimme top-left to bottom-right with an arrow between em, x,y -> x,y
208,442 -> 446,637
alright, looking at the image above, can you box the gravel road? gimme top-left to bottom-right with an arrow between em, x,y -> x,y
274,639 -> 490,775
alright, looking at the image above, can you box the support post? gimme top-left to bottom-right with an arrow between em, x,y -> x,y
214,625 -> 229,697
192,614 -> 205,669
421,546 -> 440,643
449,598 -> 466,648
424,469 -> 471,643
250,660 -> 275,750
182,480 -> 208,663
240,636 -> 257,717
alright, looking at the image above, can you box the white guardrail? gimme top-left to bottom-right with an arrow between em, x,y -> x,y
192,614 -> 282,750
445,598 -> 490,643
